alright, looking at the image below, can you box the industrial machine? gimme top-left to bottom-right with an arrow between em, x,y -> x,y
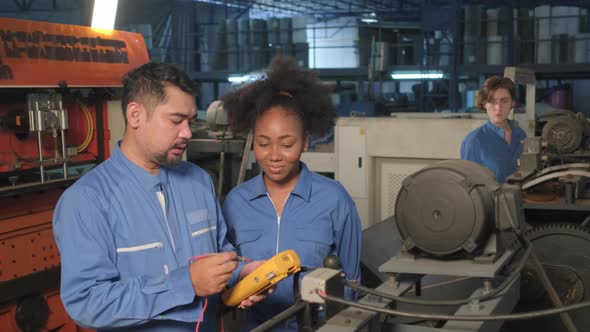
252,160 -> 590,332
250,160 -> 522,331
187,100 -> 254,201
394,160 -> 525,262
505,116 -> 590,332
0,17 -> 148,331
510,112 -> 590,206
298,66 -> 590,331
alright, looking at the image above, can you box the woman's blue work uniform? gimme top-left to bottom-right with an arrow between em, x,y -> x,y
222,162 -> 362,331
461,120 -> 527,183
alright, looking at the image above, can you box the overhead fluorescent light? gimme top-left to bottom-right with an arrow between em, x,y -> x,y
228,75 -> 251,84
391,71 -> 444,80
228,72 -> 265,84
361,17 -> 378,23
91,0 -> 118,30
360,12 -> 378,24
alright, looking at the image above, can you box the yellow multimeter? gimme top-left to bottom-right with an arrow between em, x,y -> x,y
222,249 -> 301,307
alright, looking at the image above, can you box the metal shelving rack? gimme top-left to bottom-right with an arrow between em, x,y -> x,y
406,1 -> 590,112
174,0 -> 590,113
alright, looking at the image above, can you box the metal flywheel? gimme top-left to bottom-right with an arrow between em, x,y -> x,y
506,223 -> 590,332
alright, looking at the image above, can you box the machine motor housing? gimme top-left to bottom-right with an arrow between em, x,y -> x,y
395,160 -> 524,260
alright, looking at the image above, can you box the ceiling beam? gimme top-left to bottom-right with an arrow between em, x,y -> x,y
13,0 -> 34,11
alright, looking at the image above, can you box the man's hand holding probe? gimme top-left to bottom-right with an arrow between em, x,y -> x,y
188,252 -> 273,308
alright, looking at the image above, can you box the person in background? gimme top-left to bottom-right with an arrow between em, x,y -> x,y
220,56 -> 362,331
53,62 -> 264,332
461,76 -> 527,183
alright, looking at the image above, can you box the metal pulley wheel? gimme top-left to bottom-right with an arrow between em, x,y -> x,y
206,100 -> 228,131
506,224 -> 590,332
542,115 -> 584,154
395,160 -> 500,258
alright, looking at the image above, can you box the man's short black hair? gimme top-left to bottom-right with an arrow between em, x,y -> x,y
121,62 -> 198,124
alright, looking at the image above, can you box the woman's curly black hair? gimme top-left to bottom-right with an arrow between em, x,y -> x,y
220,55 -> 336,136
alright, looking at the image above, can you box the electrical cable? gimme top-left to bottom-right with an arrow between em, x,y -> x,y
80,102 -> 93,152
345,245 -> 533,306
78,103 -> 91,152
76,101 -> 94,153
77,103 -> 91,152
189,254 -> 251,332
189,255 -> 209,332
316,289 -> 590,321
317,230 -> 586,322
196,297 -> 208,332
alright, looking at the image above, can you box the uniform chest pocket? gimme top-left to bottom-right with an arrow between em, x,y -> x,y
116,242 -> 167,277
187,209 -> 217,251
233,228 -> 264,257
295,226 -> 334,267
187,209 -> 216,238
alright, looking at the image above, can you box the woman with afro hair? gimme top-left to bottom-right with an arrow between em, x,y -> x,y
220,56 -> 361,331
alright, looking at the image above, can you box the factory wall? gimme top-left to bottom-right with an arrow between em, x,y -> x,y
0,0 -> 91,25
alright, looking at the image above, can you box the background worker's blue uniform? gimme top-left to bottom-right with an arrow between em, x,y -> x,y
461,120 -> 527,183
53,145 -> 241,332
222,163 -> 362,331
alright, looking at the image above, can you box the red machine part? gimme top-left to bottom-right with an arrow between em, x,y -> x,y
0,189 -> 94,331
0,100 -> 111,174
0,190 -> 62,281
0,289 -> 93,332
0,16 -> 148,331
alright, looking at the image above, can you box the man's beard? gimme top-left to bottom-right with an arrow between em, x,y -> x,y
155,148 -> 183,167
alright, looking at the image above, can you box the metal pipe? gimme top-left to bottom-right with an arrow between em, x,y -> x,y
237,130 -> 253,185
95,98 -> 105,162
251,301 -> 307,332
530,252 -> 579,332
217,130 -> 227,199
61,128 -> 67,180
37,130 -> 44,184
58,99 -> 68,179
217,150 -> 225,198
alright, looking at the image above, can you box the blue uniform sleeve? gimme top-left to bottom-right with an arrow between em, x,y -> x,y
220,193 -> 236,245
205,175 -> 243,285
53,186 -> 196,329
461,134 -> 485,166
216,199 -> 244,285
335,191 -> 362,299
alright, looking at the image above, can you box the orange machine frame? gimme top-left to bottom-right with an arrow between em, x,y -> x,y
0,17 -> 148,87
0,17 -> 148,332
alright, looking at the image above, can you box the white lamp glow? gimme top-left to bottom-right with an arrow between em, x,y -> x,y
391,71 -> 444,80
228,75 -> 251,84
228,72 -> 265,84
360,12 -> 378,24
91,0 -> 118,30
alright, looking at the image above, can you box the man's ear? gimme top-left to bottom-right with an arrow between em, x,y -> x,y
126,102 -> 144,129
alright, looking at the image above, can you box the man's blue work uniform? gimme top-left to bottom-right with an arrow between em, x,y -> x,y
222,163 -> 361,331
53,145 -> 241,331
461,120 -> 527,183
